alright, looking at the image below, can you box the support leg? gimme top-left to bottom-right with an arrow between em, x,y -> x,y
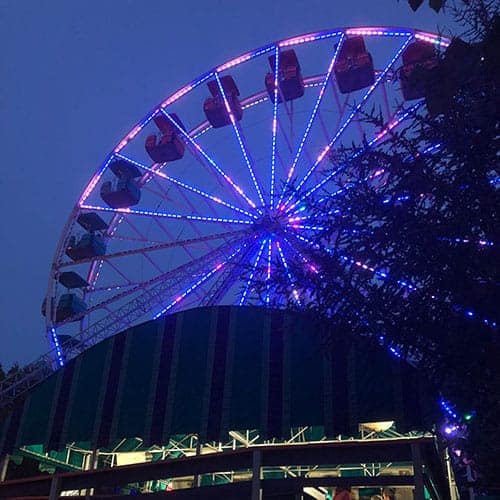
252,449 -> 262,500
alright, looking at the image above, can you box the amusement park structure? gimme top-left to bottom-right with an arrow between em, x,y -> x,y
0,26 -> 465,499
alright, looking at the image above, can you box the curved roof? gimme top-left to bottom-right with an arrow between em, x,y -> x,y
0,306 -> 438,454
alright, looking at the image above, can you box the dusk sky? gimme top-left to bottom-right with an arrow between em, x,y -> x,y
0,1 -> 454,368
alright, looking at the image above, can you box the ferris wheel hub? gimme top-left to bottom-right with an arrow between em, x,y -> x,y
253,208 -> 287,237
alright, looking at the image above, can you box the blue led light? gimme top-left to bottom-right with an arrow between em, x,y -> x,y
215,73 -> 266,207
115,154 -> 257,220
277,34 -> 345,209
81,204 -> 254,225
159,109 -> 259,210
285,101 -> 423,214
269,45 -> 280,209
283,35 -> 414,209
239,239 -> 268,305
154,242 -> 249,318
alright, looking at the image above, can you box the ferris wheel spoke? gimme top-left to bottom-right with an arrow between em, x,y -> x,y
158,109 -> 259,211
269,46 -> 280,208
87,282 -> 141,293
282,34 -> 414,210
60,230 -> 248,268
101,258 -> 135,285
265,239 -> 273,304
275,240 -> 301,305
153,237 -> 254,318
59,236 -> 251,329
285,100 -> 423,215
214,72 -> 266,207
276,34 -> 345,208
80,203 -> 254,225
281,234 -> 321,276
122,215 -> 176,272
200,241 -> 258,306
239,239 -> 268,305
115,154 -> 256,219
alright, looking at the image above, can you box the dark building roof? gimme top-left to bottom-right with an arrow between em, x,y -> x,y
0,306 -> 439,455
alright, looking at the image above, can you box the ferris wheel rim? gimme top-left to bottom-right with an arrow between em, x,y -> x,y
46,26 -> 451,364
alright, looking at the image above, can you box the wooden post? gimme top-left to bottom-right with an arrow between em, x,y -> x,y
49,474 -> 61,500
411,442 -> 425,500
251,449 -> 262,500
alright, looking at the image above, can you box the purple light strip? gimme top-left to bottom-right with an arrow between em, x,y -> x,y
266,239 -> 273,304
80,204 -> 254,225
282,35 -> 414,211
277,34 -> 345,209
161,71 -> 214,108
154,241 -> 249,319
281,236 -> 320,275
276,240 -> 301,304
285,101 -> 423,215
239,239 -> 268,305
159,109 -> 258,210
270,46 -> 280,209
214,73 -> 266,207
279,30 -> 343,47
216,44 -> 275,72
115,154 -> 257,220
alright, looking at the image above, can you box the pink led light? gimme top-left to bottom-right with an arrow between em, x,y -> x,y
161,84 -> 194,108
415,32 -> 450,48
217,54 -> 252,72
346,28 -> 411,37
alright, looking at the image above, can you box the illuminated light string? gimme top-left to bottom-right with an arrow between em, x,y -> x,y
277,33 -> 345,209
414,32 -> 450,48
217,44 -> 275,72
269,45 -> 280,209
281,36 -> 416,212
289,232 -> 497,329
114,153 -> 257,220
288,224 -> 326,231
346,28 -> 412,37
154,242 -> 250,319
239,239 -> 268,305
440,398 -> 459,420
80,204 -> 254,225
50,327 -> 65,367
284,101 -> 423,215
161,71 -> 214,108
114,112 -> 157,154
79,155 -> 115,206
276,240 -> 301,305
437,237 -> 494,247
312,168 -> 386,209
265,239 -> 273,304
279,30 -> 343,47
281,236 -> 320,275
214,73 -> 266,207
159,109 -> 258,211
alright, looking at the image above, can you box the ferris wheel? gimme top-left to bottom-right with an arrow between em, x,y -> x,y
44,27 -> 450,366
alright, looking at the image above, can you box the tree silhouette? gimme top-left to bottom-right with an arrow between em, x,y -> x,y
262,0 -> 499,487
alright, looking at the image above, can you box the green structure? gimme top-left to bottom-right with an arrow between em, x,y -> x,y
0,306 -> 452,499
